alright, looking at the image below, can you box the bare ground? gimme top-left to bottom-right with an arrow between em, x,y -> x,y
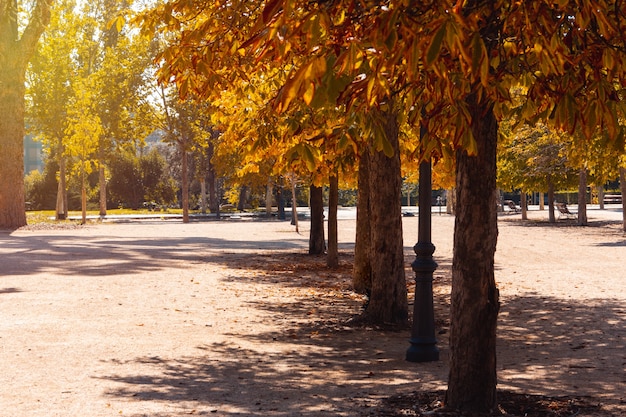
1,207 -> 624,416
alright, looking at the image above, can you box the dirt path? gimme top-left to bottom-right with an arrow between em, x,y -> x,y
1,208 -> 624,416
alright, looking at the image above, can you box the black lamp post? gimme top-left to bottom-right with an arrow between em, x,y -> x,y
406,159 -> 439,362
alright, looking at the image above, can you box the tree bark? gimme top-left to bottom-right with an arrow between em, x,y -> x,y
446,94 -> 499,413
577,169 -> 588,226
309,184 -> 326,255
0,0 -> 51,229
353,152 -> 372,294
521,190 -> 528,220
364,105 -> 407,325
327,174 -> 339,268
619,167 -> 626,232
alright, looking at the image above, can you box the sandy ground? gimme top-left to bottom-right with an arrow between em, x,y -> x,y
1,206 -> 624,416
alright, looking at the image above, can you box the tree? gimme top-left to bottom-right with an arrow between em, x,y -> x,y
0,0 -> 52,229
137,0 -> 626,412
27,0 -> 88,220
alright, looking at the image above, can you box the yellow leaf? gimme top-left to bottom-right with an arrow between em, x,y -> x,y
303,82 -> 315,105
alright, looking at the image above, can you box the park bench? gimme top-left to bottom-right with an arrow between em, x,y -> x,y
556,202 -> 576,219
505,200 -> 521,214
603,194 -> 622,205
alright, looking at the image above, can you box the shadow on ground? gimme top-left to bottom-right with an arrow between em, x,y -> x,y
0,231 -> 308,277
95,252 -> 624,416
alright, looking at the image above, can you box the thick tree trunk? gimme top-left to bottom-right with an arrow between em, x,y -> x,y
181,147 -> 189,223
0,0 -> 51,229
309,184 -> 326,255
353,152 -> 372,294
577,169 -> 588,226
619,167 -> 626,232
327,174 -> 339,268
0,67 -> 27,229
364,105 -> 407,325
521,190 -> 528,220
446,95 -> 499,413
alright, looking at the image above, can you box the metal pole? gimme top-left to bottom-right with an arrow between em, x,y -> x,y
406,159 -> 439,362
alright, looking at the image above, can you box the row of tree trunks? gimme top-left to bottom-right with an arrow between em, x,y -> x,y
352,104 -> 407,325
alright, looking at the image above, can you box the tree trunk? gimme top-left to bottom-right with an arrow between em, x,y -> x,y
309,184 -> 325,255
364,105 -> 407,325
81,165 -> 87,225
266,178 -> 273,217
619,167 -> 626,232
237,185 -> 248,211
181,147 -> 189,223
200,178 -> 207,214
277,179 -> 285,220
548,178 -> 556,223
0,0 -> 51,229
56,141 -> 67,220
0,65 -> 27,229
446,188 -> 456,215
521,190 -> 528,220
207,143 -> 219,213
577,169 -> 588,226
327,174 -> 339,268
353,152 -> 372,294
290,174 -> 299,232
99,161 -> 107,216
597,185 -> 605,210
539,192 -> 545,210
446,95 -> 499,413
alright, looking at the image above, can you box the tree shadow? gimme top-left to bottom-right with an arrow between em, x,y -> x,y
95,251 -> 624,416
0,287 -> 22,294
497,293 -> 625,402
0,231 -> 308,277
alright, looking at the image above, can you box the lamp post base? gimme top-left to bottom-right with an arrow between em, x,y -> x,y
406,339 -> 439,362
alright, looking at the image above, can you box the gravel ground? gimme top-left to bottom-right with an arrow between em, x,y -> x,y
1,206 -> 624,416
